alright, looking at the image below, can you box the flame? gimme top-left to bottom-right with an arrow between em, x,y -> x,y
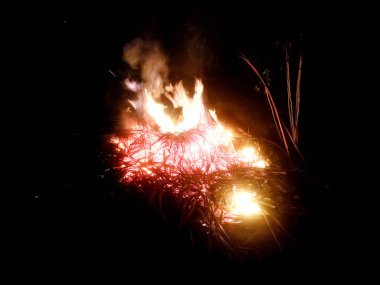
237,147 -> 266,168
116,78 -> 267,173
128,79 -> 209,133
112,77 -> 268,223
229,188 -> 262,217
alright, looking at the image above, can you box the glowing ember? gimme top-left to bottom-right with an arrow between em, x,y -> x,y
229,188 -> 262,217
237,147 -> 266,168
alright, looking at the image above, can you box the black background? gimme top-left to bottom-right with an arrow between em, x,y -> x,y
9,3 -> 357,280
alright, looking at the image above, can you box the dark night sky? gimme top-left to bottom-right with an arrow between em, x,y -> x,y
9,5 -> 358,278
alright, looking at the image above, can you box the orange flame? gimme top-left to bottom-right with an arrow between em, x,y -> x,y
124,78 -> 266,169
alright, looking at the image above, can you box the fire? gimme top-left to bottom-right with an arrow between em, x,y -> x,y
229,188 -> 262,217
111,78 -> 268,223
238,147 -> 266,168
128,79 -> 214,134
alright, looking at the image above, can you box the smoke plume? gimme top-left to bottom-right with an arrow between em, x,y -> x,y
123,39 -> 168,99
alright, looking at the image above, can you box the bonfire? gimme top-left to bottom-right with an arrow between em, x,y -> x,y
107,40 -> 301,253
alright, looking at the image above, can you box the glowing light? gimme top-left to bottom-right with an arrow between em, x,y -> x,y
253,159 -> 266,168
238,147 -> 267,168
229,189 -> 262,216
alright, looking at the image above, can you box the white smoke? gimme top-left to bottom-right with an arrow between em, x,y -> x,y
123,39 -> 168,99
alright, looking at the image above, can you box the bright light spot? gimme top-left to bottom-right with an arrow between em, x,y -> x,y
230,190 -> 262,216
238,147 -> 258,163
253,159 -> 266,168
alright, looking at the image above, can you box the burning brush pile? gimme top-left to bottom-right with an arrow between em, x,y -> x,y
106,40 -> 293,254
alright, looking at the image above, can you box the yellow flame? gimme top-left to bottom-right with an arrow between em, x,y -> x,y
129,79 -> 208,133
125,78 -> 267,169
238,147 -> 259,162
230,189 -> 262,216
237,147 -> 267,168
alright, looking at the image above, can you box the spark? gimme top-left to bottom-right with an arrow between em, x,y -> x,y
108,69 -> 117,77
